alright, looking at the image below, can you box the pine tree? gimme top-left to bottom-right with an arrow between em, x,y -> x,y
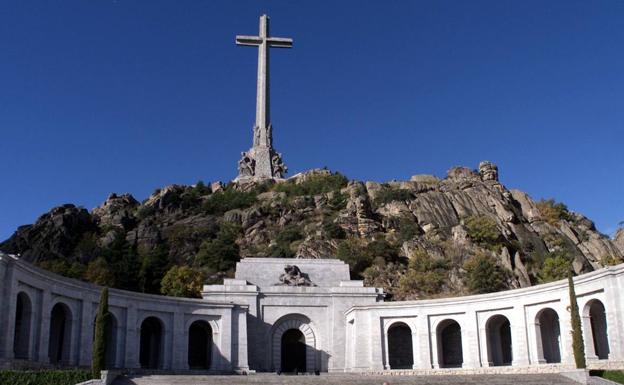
568,271 -> 586,369
92,287 -> 110,378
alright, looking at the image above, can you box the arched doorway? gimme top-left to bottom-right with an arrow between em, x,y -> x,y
387,322 -> 413,369
281,329 -> 306,373
49,302 -> 72,364
13,292 -> 32,359
486,315 -> 512,366
537,308 -> 561,363
188,320 -> 212,370
139,317 -> 163,369
106,314 -> 118,368
271,315 -> 317,373
437,319 -> 463,368
586,300 -> 609,359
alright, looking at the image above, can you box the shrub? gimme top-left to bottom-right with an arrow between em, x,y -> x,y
135,204 -> 157,219
203,186 -> 258,215
568,272 -> 586,369
195,222 -> 241,272
92,288 -> 109,377
138,246 -> 171,294
373,185 -> 413,206
464,215 -> 501,247
399,249 -> 448,296
328,191 -> 348,210
536,199 -> 573,226
463,252 -> 510,294
267,225 -> 303,258
323,221 -> 346,239
0,370 -> 93,385
539,253 -> 572,283
397,216 -> 420,242
273,172 -> 348,197
161,265 -> 206,298
336,238 -> 374,278
363,262 -> 405,299
37,259 -> 86,280
84,257 -> 115,286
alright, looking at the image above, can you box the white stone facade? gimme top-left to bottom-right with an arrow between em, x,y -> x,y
1,253 -> 623,373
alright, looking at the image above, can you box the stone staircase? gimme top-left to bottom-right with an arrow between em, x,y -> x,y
112,373 -> 581,385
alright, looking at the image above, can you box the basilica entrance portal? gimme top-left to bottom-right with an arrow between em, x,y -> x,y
281,329 -> 306,373
271,315 -> 317,373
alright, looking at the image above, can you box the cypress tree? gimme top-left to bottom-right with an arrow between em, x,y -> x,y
568,271 -> 586,369
92,287 -> 109,378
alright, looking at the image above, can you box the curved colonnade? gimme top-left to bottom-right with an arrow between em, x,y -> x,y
1,253 -> 623,373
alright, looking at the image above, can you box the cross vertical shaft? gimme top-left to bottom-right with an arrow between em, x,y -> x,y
235,15 -> 292,180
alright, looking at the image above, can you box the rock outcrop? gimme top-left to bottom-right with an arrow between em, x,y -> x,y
1,162 -> 621,298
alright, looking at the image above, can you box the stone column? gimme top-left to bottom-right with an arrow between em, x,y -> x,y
79,300 -> 94,366
124,306 -> 139,369
462,312 -> 480,368
38,290 -> 52,363
604,275 -> 624,361
369,313 -> 384,371
171,312 -> 186,370
430,326 -> 441,369
234,307 -> 249,371
1,265 -> 18,360
219,310 -> 232,371
511,311 -> 530,366
414,315 -> 431,369
0,257 -> 9,359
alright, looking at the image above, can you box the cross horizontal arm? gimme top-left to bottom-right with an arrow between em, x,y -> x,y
267,37 -> 293,48
236,35 -> 262,46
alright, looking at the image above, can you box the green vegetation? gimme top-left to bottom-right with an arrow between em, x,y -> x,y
373,184 -> 413,207
92,288 -> 109,377
195,222 -> 241,272
590,371 -> 624,384
85,257 -> 115,286
135,204 -> 156,219
568,271 -> 586,369
37,259 -> 85,280
539,253 -> 571,283
0,370 -> 92,385
399,249 -> 448,297
323,221 -> 346,239
536,198 -> 573,226
138,245 -> 170,294
464,215 -> 501,248
272,172 -> 348,197
161,265 -> 206,298
203,185 -> 261,215
97,233 -> 140,291
463,252 -> 510,294
397,216 -> 420,242
268,224 -> 303,258
336,238 -> 400,278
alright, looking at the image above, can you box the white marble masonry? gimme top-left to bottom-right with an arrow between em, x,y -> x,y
1,253 -> 623,374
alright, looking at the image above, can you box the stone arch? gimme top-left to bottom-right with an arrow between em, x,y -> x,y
437,319 -> 463,368
486,314 -> 512,366
387,322 -> 413,369
271,314 -> 317,373
139,316 -> 164,369
188,320 -> 212,370
536,308 -> 561,364
49,302 -> 72,364
13,292 -> 32,359
584,299 -> 609,360
106,313 -> 118,368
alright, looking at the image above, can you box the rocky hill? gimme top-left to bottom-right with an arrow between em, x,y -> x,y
2,161 -> 622,299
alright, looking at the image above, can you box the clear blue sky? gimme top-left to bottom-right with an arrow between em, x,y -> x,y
1,0 -> 623,241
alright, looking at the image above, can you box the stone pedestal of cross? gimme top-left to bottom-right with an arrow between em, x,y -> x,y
235,14 -> 292,180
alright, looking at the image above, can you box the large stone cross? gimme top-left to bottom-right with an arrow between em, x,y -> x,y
235,15 -> 292,180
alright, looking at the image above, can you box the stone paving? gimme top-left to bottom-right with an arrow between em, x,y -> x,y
112,373 -> 580,385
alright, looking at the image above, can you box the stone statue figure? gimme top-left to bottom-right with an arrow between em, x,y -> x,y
479,161 -> 499,182
277,265 -> 315,286
238,152 -> 255,177
271,153 -> 287,178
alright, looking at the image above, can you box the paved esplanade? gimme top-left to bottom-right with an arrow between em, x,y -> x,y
236,14 -> 291,180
